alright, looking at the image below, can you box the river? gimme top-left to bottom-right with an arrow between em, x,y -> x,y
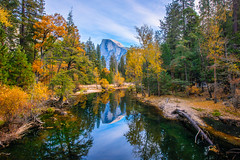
0,90 -> 220,160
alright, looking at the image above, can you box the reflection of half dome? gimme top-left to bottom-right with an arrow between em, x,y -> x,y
101,102 -> 126,124
109,115 -> 125,124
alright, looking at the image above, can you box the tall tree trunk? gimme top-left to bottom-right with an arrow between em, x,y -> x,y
20,0 -> 25,46
214,59 -> 217,103
157,78 -> 160,96
57,60 -> 62,73
182,0 -> 186,36
146,61 -> 150,97
233,0 -> 238,34
41,47 -> 43,60
58,95 -> 63,103
185,63 -> 187,81
230,0 -> 238,97
141,80 -> 144,97
67,61 -> 72,70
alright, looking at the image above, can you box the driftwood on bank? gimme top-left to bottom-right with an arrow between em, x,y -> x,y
0,119 -> 42,148
173,109 -> 214,146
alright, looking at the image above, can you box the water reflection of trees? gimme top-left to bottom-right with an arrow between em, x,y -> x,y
5,112 -> 94,159
40,115 -> 94,159
124,101 -> 208,160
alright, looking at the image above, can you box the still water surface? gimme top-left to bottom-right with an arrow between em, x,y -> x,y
1,90 -> 217,159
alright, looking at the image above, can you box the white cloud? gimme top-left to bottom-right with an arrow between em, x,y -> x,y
45,0 -> 168,47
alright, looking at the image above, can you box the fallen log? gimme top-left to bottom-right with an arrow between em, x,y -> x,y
0,120 -> 42,148
173,109 -> 214,146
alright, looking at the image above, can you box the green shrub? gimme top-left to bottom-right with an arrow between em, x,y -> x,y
46,108 -> 55,114
211,110 -> 221,116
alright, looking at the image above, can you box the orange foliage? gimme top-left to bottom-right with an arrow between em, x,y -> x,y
32,60 -> 44,74
102,68 -> 110,75
33,58 -> 69,84
186,86 -> 200,95
0,85 -> 30,122
33,13 -> 67,51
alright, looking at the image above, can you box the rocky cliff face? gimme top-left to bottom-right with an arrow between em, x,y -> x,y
100,39 -> 127,69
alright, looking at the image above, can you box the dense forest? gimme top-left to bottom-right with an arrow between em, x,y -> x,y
125,0 -> 239,107
0,0 -> 239,149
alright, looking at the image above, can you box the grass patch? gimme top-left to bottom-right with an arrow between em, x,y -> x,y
0,120 -> 5,127
211,110 -> 221,117
191,107 -> 205,112
224,109 -> 240,117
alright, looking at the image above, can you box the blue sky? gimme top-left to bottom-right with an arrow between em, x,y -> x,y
45,0 -> 198,47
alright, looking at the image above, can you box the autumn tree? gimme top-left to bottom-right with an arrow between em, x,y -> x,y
135,24 -> 154,97
0,6 -> 12,28
126,47 -> 144,94
93,67 -> 100,88
100,78 -> 109,91
114,72 -> 125,87
148,42 -> 163,96
33,13 -> 67,59
101,67 -> 112,84
200,1 -> 226,103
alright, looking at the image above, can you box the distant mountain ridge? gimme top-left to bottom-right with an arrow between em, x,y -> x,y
100,39 -> 127,69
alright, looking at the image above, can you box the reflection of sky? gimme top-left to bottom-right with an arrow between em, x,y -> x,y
101,102 -> 126,124
87,117 -> 138,160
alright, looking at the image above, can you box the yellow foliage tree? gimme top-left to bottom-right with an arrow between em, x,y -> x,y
202,19 -> 224,103
30,82 -> 51,106
0,85 -> 29,122
126,47 -> 143,87
114,72 -> 125,87
0,7 -> 12,27
100,78 -> 109,91
93,67 -> 100,88
148,42 -> 164,96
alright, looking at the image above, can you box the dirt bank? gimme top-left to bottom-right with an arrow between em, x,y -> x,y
134,94 -> 240,146
76,83 -> 133,95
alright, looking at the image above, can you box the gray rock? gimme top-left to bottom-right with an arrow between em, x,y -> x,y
100,39 -> 127,69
